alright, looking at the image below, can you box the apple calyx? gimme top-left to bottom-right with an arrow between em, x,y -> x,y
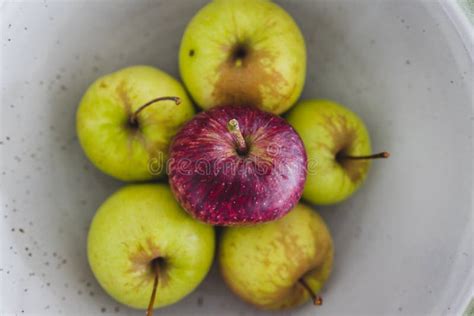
129,96 -> 181,127
227,119 -> 248,155
298,278 -> 323,306
338,151 -> 390,161
230,43 -> 249,67
146,257 -> 164,316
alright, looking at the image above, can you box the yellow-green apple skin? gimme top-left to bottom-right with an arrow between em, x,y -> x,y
76,65 -> 195,181
179,0 -> 306,115
286,100 -> 372,205
87,184 -> 215,310
219,203 -> 333,310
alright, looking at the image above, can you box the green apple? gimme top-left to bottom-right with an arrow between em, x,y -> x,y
179,0 -> 306,115
286,99 -> 389,205
88,184 -> 215,312
76,65 -> 195,181
219,203 -> 333,310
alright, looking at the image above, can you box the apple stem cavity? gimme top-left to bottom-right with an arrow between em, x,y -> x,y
146,258 -> 163,316
129,96 -> 181,127
227,119 -> 248,155
340,151 -> 390,160
299,278 -> 323,306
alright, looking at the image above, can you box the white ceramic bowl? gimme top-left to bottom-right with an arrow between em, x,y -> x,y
1,1 -> 472,315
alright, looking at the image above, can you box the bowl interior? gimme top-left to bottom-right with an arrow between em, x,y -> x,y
0,0 -> 472,315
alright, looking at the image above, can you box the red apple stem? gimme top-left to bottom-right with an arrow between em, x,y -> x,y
227,119 -> 247,155
299,278 -> 323,306
130,96 -> 181,126
343,151 -> 390,160
146,261 -> 161,316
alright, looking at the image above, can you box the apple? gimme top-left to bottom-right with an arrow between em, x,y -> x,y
179,0 -> 306,115
168,105 -> 307,225
76,65 -> 195,181
87,184 -> 215,313
219,203 -> 333,310
286,99 -> 389,205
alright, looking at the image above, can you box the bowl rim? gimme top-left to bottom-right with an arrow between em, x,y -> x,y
440,0 -> 474,62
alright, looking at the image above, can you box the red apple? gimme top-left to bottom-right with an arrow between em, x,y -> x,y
168,106 -> 307,225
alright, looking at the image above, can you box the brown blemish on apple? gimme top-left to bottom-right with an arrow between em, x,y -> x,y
274,232 -> 308,270
316,114 -> 369,183
212,43 -> 288,112
126,237 -> 169,288
116,81 -> 133,114
262,256 -> 272,268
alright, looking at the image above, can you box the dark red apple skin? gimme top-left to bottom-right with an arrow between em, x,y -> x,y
168,106 -> 307,226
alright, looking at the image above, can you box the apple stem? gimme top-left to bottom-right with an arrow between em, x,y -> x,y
146,260 -> 161,316
342,151 -> 390,160
299,278 -> 323,306
227,119 -> 248,155
130,96 -> 181,126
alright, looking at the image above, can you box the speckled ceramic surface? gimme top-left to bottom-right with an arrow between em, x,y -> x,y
1,1 -> 472,315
